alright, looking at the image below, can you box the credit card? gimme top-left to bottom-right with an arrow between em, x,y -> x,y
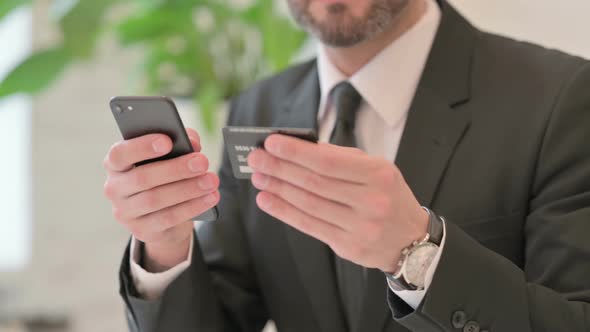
222,126 -> 318,179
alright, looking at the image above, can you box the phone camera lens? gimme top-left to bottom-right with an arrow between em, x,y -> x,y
114,105 -> 123,113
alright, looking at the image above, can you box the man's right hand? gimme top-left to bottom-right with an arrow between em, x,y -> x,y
103,128 -> 220,272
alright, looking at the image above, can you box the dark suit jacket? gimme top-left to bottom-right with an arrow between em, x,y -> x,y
119,2 -> 590,331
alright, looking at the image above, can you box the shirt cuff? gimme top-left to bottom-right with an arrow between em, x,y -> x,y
129,234 -> 194,301
388,220 -> 447,309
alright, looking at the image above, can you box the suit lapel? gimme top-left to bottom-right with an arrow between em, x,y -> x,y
395,88 -> 471,207
358,3 -> 477,332
274,64 -> 349,332
395,2 -> 475,207
271,63 -> 321,130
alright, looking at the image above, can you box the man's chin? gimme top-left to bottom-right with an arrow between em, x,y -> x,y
307,13 -> 369,47
314,28 -> 366,48
290,0 -> 378,47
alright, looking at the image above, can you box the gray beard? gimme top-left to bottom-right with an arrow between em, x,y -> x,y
288,0 -> 409,47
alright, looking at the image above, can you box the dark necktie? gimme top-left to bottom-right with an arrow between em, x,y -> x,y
329,81 -> 365,330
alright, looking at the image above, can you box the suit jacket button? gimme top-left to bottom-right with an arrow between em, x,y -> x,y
451,310 -> 467,328
463,321 -> 480,332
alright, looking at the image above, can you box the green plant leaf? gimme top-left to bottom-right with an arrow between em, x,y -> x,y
241,0 -> 271,26
59,0 -> 119,58
260,15 -> 307,71
0,0 -> 32,21
195,83 -> 222,134
116,9 -> 183,45
242,0 -> 306,72
131,0 -> 164,11
0,47 -> 70,99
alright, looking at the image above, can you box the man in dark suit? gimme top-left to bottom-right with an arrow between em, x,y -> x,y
103,0 -> 590,331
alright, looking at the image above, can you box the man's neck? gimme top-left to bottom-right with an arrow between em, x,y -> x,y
324,0 -> 428,77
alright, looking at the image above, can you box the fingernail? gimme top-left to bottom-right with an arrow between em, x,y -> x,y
252,173 -> 269,189
198,175 -> 214,190
205,192 -> 218,204
257,193 -> 272,210
265,136 -> 282,155
189,156 -> 207,172
153,138 -> 170,153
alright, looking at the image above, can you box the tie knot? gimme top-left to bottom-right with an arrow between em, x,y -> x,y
331,81 -> 362,124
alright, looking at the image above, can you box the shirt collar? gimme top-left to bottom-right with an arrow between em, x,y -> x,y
317,0 -> 442,128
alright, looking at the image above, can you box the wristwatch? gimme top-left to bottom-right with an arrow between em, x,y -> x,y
385,207 -> 444,291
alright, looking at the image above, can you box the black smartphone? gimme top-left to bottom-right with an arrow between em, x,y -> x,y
109,96 -> 219,222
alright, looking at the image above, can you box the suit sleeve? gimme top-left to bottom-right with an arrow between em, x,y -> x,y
388,63 -> 590,331
118,99 -> 269,332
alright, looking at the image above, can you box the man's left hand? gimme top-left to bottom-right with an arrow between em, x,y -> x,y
247,134 -> 429,273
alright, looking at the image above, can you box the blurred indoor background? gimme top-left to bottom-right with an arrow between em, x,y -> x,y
1,0 -> 589,331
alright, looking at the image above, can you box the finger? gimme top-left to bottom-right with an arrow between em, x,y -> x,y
189,136 -> 201,152
263,134 -> 377,182
185,127 -> 200,142
256,191 -> 346,247
252,173 -> 357,231
248,149 -> 365,206
115,173 -> 219,220
186,127 -> 202,152
105,134 -> 173,172
108,152 -> 209,198
133,190 -> 220,236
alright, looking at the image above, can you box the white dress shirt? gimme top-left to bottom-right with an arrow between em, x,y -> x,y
131,0 -> 444,310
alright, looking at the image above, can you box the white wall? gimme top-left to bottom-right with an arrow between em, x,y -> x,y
449,0 -> 590,58
0,8 -> 32,271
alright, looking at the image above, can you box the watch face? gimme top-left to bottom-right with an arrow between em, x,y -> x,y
404,242 -> 439,288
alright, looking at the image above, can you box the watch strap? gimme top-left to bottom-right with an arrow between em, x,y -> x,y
425,207 -> 444,245
385,207 -> 444,291
386,269 -> 415,291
